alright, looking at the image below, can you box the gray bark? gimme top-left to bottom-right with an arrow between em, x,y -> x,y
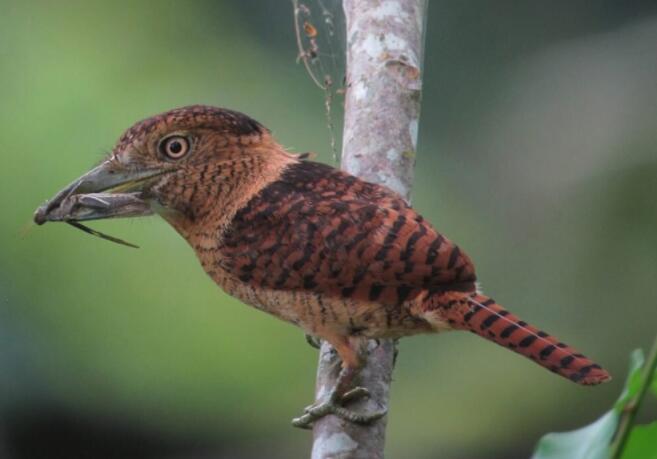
311,1 -> 428,458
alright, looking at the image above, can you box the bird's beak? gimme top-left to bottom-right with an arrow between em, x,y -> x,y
34,160 -> 164,225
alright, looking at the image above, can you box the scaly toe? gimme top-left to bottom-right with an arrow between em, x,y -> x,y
306,401 -> 334,418
304,334 -> 322,349
291,400 -> 335,429
341,386 -> 370,404
291,412 -> 315,429
333,405 -> 387,424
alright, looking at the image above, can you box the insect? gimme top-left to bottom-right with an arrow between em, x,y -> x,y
34,187 -> 151,248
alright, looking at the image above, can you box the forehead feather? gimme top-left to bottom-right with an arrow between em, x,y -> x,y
115,105 -> 266,150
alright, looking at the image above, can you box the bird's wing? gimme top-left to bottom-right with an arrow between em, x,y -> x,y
219,161 -> 476,304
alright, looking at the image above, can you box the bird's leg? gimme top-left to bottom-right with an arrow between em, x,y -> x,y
292,337 -> 387,429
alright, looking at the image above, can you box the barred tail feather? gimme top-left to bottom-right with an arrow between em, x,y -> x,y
433,292 -> 611,385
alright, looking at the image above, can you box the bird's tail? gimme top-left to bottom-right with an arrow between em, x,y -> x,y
424,291 -> 611,385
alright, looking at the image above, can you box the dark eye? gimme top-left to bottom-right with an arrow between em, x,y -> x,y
160,135 -> 190,159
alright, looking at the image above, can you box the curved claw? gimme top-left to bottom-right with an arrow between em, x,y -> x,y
291,412 -> 315,429
305,334 -> 322,349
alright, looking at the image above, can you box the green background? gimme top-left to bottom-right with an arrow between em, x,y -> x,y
1,1 -> 656,458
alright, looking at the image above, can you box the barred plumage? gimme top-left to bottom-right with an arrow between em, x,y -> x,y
36,105 -> 610,427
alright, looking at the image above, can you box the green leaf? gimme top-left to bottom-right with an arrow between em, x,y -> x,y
616,349 -> 646,409
622,423 -> 657,459
531,411 -> 618,459
531,350 -> 645,459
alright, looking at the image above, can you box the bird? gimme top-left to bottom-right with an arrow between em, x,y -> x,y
34,105 -> 611,427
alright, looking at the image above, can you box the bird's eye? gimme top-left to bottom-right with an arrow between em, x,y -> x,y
159,136 -> 190,159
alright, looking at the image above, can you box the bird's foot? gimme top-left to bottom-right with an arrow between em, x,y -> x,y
291,386 -> 386,429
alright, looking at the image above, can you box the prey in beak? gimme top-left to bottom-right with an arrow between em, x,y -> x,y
34,159 -> 164,248
34,105 -> 260,247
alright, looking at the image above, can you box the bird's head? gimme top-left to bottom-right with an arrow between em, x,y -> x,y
34,105 -> 297,238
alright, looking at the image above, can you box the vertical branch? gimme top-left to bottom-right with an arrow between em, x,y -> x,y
311,1 -> 428,458
340,0 -> 426,201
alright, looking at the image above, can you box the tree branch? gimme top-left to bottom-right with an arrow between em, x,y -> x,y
311,1 -> 428,458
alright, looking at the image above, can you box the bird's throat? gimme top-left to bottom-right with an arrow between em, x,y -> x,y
161,146 -> 300,255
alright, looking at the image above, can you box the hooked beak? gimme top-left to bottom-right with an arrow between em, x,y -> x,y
34,160 -> 166,225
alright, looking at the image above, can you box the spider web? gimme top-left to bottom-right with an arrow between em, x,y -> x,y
292,0 -> 346,164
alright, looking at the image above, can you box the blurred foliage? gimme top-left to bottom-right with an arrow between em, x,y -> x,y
533,345 -> 657,459
622,423 -> 657,459
1,1 -> 657,458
